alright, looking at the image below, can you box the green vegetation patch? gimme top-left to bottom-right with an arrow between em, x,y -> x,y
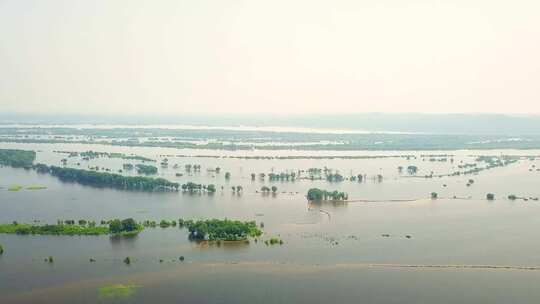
306,188 -> 348,201
264,237 -> 284,246
181,182 -> 216,193
7,185 -> 23,192
135,164 -> 158,175
0,218 -> 143,236
98,284 -> 141,299
0,223 -> 110,235
77,150 -> 155,162
186,219 -> 262,241
26,185 -> 47,190
34,164 -> 179,192
0,149 -> 36,168
109,218 -> 144,236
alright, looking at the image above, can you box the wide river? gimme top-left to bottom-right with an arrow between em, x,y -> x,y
2,142 -> 540,303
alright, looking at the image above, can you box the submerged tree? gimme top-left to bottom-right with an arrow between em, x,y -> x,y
306,188 -> 348,201
109,218 -> 140,235
407,165 -> 418,175
36,165 -> 179,192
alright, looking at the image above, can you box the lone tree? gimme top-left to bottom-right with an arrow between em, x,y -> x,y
407,165 -> 418,175
431,192 -> 438,199
271,186 -> 278,194
307,188 -> 324,201
109,219 -> 123,234
486,193 -> 495,200
206,184 -> 216,193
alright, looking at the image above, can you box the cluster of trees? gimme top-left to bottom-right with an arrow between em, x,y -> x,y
421,155 -> 521,179
180,182 -> 216,193
207,166 -> 221,173
248,168 -> 368,184
73,151 -> 154,162
109,218 -> 142,235
186,219 -> 262,241
0,218 -> 142,236
349,174 -> 364,182
308,168 -> 322,175
264,237 -> 283,246
325,173 -> 344,182
158,220 -> 177,228
35,164 -> 180,192
184,164 -> 201,172
306,188 -> 348,201
231,185 -> 243,193
260,186 -> 278,193
136,164 -> 158,175
268,172 -> 297,181
407,165 -> 418,175
58,219 -> 97,226
0,149 -> 36,168
477,156 -> 519,169
501,194 -> 538,201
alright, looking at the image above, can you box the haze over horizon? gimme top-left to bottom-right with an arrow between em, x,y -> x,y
1,0 -> 539,115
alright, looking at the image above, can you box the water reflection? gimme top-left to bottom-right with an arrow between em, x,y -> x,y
109,235 -> 139,250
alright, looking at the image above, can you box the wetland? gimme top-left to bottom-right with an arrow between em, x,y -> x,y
2,126 -> 540,303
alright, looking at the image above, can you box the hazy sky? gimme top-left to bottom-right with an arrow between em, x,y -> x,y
1,0 -> 539,115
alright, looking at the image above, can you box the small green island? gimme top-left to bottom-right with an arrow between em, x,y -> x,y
34,164 -> 179,192
99,284 -> 141,299
135,164 -> 158,175
0,149 -> 36,168
183,219 -> 262,241
0,218 -> 262,242
0,218 -> 143,236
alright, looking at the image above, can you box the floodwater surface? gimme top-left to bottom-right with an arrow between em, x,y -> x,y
2,143 -> 540,303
